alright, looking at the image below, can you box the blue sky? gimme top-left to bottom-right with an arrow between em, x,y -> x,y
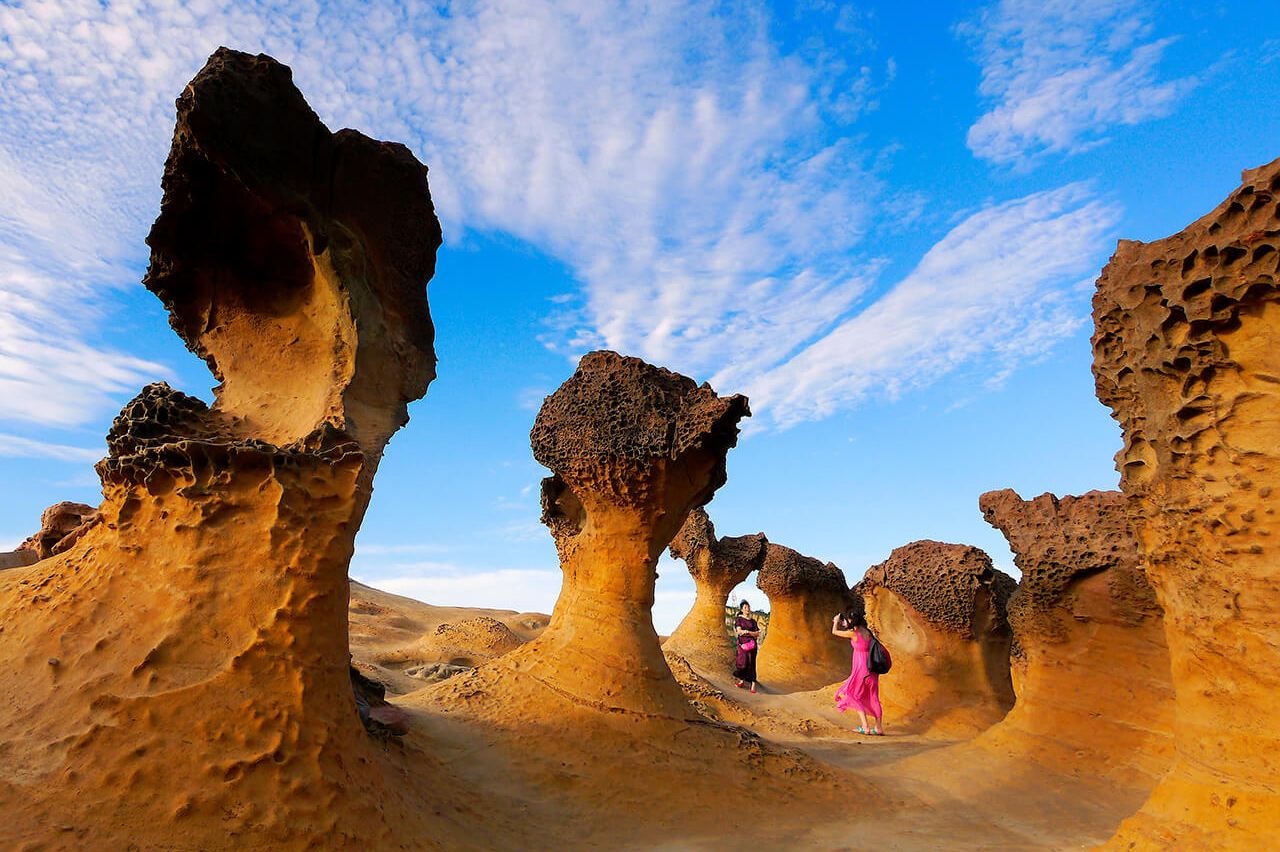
1,0 -> 1277,631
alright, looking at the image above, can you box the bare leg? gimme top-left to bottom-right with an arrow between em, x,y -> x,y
856,710 -> 869,731
872,715 -> 883,734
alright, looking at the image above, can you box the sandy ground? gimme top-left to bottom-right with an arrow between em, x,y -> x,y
348,583 -> 1155,852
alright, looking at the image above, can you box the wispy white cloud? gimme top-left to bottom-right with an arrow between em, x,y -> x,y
746,184 -> 1120,428
960,0 -> 1196,165
1,0 -> 1117,441
0,432 -> 102,463
0,0 -> 887,429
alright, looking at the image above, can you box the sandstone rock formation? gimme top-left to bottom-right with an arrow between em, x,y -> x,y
1091,157 -> 1280,849
857,540 -> 1016,735
754,543 -> 853,692
0,48 -> 442,850
481,350 -> 750,718
16,501 -> 99,560
977,489 -> 1173,784
664,507 -> 767,672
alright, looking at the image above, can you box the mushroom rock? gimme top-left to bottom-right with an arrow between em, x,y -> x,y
664,507 -> 767,672
754,543 -> 853,692
1090,157 -> 1280,849
16,501 -> 100,560
858,540 -> 1016,735
489,350 -> 750,718
977,489 -> 1173,784
0,48 -> 440,850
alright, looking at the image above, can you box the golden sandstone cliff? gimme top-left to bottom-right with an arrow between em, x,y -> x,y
977,489 -> 1173,785
1091,157 -> 1280,850
857,540 -> 1016,735
0,48 -> 442,850
664,507 -> 767,671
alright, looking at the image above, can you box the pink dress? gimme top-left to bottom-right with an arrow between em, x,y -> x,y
835,633 -> 882,717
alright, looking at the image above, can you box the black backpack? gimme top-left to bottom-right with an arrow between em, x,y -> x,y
867,632 -> 892,674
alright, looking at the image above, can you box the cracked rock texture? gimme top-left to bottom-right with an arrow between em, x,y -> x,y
476,350 -> 750,718
755,543 -> 853,692
664,507 -> 768,672
977,489 -> 1173,786
857,540 -> 1016,735
0,48 -> 440,851
1091,156 -> 1280,850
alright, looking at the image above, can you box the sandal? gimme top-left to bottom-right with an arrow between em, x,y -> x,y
856,727 -> 869,735
749,684 -> 756,693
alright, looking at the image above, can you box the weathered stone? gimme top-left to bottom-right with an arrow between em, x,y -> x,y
1091,156 -> 1280,849
857,540 -> 1015,735
664,508 -> 767,672
755,543 -> 852,692
495,350 -> 749,717
977,489 -> 1173,785
0,47 -> 438,849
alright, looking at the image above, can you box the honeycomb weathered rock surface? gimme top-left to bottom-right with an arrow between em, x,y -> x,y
1090,156 -> 1280,849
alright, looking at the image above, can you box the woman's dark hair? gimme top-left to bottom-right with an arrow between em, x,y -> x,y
839,609 -> 866,629
739,600 -> 751,612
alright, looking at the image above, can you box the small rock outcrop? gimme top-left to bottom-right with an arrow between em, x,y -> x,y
0,48 -> 440,850
754,543 -> 853,692
16,501 -> 100,560
857,540 -> 1016,735
492,350 -> 750,717
1091,156 -> 1280,849
978,489 -> 1173,784
664,508 -> 767,671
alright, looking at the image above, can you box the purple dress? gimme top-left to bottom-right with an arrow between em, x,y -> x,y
835,632 -> 882,716
733,616 -> 758,683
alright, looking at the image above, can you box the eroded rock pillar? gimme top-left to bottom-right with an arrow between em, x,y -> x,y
664,508 -> 767,672
0,47 -> 440,850
979,489 -> 1173,784
754,544 -> 853,692
1091,157 -> 1280,848
857,540 -> 1016,735
498,351 -> 750,718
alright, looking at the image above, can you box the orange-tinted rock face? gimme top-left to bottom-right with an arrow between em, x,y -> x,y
494,350 -> 749,717
977,489 -> 1173,785
664,507 -> 767,671
1091,157 -> 1280,849
858,540 -> 1016,735
16,501 -> 99,560
755,543 -> 852,692
0,48 -> 440,850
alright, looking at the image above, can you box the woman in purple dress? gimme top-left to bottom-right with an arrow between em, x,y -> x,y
733,600 -> 760,693
832,611 -> 883,735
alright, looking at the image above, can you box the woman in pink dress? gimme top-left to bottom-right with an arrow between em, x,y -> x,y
832,612 -> 883,735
